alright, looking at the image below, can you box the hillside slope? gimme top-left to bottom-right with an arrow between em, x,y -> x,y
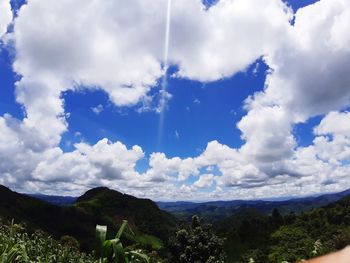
212,194 -> 350,262
74,187 -> 178,241
0,185 -> 177,251
158,188 -> 350,221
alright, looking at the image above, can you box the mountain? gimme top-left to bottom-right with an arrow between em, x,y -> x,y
27,194 -> 76,206
74,187 -> 178,242
0,185 -> 177,251
208,193 -> 350,262
0,184 -> 97,250
158,188 -> 350,222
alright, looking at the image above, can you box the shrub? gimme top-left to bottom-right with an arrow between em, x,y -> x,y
169,215 -> 226,263
96,220 -> 151,263
0,220 -> 95,263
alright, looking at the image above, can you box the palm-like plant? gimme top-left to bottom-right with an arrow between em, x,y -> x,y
96,220 -> 150,263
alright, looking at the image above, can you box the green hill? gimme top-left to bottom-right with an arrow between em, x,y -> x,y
212,195 -> 350,262
0,185 -> 177,251
158,188 -> 350,222
74,187 -> 178,247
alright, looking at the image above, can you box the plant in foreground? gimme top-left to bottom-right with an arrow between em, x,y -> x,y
0,219 -> 95,263
96,220 -> 150,263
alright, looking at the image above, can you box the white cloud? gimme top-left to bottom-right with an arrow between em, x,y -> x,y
314,111 -> 350,136
1,0 -> 350,201
251,0 -> 350,120
33,139 -> 144,184
171,0 -> 292,81
193,98 -> 200,105
143,153 -> 198,182
238,106 -> 295,163
8,0 -> 292,145
0,116 -> 43,186
91,104 -> 104,115
193,174 -> 214,188
0,0 -> 11,37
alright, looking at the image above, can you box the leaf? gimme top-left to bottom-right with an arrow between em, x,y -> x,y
116,220 -> 128,239
113,241 -> 125,262
96,225 -> 107,244
128,251 -> 150,263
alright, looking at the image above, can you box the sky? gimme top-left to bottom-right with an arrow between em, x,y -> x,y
0,0 -> 350,201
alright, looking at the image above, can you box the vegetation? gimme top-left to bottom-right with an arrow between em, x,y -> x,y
2,184 -> 350,263
158,188 -> 350,222
169,215 -> 226,263
0,220 -> 95,263
96,221 -> 150,263
0,185 -> 177,252
214,197 -> 350,262
0,219 -> 163,263
74,187 -> 177,245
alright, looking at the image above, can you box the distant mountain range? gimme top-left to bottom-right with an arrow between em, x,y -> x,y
23,186 -> 350,223
157,188 -> 350,221
0,185 -> 177,251
27,194 -> 77,206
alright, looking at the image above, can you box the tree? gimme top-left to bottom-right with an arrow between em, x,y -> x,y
169,215 -> 226,263
271,208 -> 284,228
268,226 -> 314,263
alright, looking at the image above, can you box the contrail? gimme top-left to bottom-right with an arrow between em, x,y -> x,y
157,0 -> 172,148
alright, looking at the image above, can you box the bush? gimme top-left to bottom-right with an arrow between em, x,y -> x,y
169,215 -> 226,263
0,220 -> 95,263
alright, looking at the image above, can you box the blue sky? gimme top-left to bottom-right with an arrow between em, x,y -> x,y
1,0 -> 350,201
0,0 -> 318,157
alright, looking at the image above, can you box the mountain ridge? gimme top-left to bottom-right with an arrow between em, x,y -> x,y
0,184 -> 177,251
157,188 -> 350,221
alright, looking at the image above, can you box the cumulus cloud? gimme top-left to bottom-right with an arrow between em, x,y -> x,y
0,115 -> 43,186
314,111 -> 350,136
33,139 -> 144,183
0,0 -> 11,37
193,174 -> 214,188
1,0 -> 350,200
238,106 -> 295,163
251,0 -> 350,120
226,0 -> 350,193
143,153 -> 198,182
6,0 -> 291,151
171,0 -> 292,81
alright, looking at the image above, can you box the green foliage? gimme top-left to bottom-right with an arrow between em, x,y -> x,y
96,220 -> 151,263
60,235 -> 80,250
216,209 -> 272,262
4,184 -> 350,263
268,226 -> 314,262
214,198 -> 350,262
0,220 -> 162,263
134,234 -> 163,250
169,215 -> 226,263
75,187 -> 177,244
0,220 -> 95,263
0,185 -> 177,252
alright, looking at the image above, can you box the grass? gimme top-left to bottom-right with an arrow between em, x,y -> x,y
0,219 -> 161,263
0,220 -> 95,263
134,234 -> 163,250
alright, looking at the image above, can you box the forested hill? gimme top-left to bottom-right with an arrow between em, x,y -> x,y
214,195 -> 350,262
158,188 -> 350,221
0,185 -> 177,251
74,187 -> 178,242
